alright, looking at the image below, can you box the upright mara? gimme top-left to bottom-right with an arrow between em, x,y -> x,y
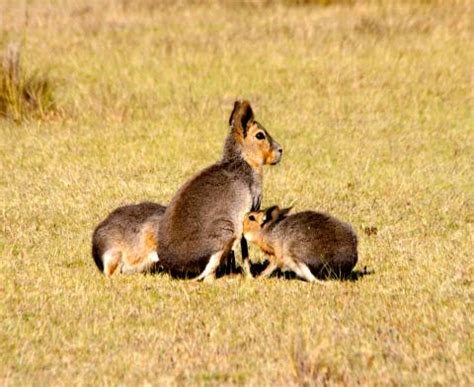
158,100 -> 282,281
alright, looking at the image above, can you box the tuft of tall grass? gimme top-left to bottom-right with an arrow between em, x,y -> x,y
0,43 -> 56,121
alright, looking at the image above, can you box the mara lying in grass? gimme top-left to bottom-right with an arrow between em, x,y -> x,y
92,202 -> 166,276
243,206 -> 358,282
157,100 -> 283,281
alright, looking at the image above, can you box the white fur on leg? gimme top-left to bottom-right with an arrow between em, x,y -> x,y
283,255 -> 326,284
194,251 -> 223,282
148,251 -> 159,262
103,250 -> 120,276
259,261 -> 278,279
296,262 -> 317,282
296,262 -> 326,285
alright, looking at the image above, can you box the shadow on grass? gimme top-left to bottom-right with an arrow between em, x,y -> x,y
149,251 -> 374,282
344,267 -> 375,282
226,255 -> 374,282
256,265 -> 374,282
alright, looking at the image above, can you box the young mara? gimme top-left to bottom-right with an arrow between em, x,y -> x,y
243,206 -> 358,282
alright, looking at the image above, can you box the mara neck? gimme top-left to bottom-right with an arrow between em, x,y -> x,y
221,133 -> 263,179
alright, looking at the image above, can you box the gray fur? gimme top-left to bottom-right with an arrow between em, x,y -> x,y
271,211 -> 358,278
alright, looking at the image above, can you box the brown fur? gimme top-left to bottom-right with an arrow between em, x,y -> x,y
157,100 -> 282,280
143,227 -> 158,251
92,201 -> 166,275
244,206 -> 358,280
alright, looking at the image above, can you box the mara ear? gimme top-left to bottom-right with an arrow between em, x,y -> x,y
262,205 -> 280,226
228,99 -> 254,137
278,207 -> 293,221
229,100 -> 240,126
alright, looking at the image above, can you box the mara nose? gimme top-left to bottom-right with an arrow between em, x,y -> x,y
278,147 -> 283,155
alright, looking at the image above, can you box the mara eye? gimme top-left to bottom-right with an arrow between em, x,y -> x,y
256,132 -> 266,140
248,215 -> 256,221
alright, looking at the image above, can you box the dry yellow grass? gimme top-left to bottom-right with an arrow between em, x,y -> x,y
1,0 -> 472,385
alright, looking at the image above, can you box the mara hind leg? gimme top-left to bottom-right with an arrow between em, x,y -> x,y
258,261 -> 278,279
103,250 -> 122,276
194,240 -> 235,282
282,254 -> 326,284
296,262 -> 326,285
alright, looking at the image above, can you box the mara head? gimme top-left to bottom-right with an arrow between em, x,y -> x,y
224,100 -> 283,170
243,205 -> 292,241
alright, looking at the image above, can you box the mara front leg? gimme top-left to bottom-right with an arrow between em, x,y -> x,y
240,237 -> 253,279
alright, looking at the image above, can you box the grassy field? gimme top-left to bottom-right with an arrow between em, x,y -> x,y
1,0 -> 473,385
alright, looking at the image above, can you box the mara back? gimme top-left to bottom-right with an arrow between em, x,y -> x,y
157,100 -> 282,277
